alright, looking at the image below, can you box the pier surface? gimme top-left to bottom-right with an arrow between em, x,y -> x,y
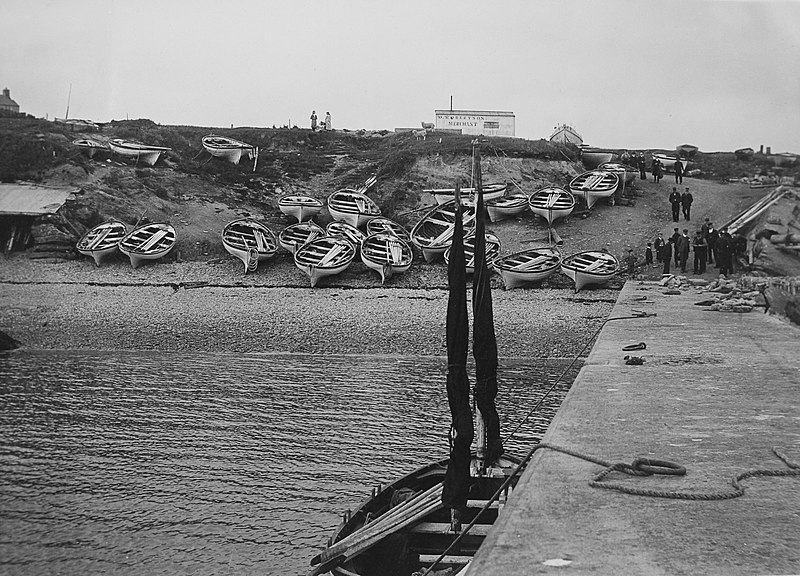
473,280 -> 800,576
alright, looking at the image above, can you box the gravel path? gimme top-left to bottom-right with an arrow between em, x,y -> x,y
1,257 -> 618,358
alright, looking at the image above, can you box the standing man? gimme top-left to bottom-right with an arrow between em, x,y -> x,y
661,238 -> 673,275
638,153 -> 647,179
717,228 -> 733,276
677,229 -> 691,273
670,227 -> 681,267
674,158 -> 684,184
654,232 -> 665,265
681,187 -> 693,221
692,229 -> 708,274
669,187 -> 682,222
324,112 -> 332,131
310,110 -> 318,131
705,221 -> 719,266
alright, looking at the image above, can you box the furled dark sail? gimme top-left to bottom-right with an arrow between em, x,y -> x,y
441,181 -> 473,513
472,146 -> 504,465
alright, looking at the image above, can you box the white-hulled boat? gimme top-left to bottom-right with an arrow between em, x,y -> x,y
326,220 -> 367,253
528,187 -> 575,224
560,250 -> 619,292
327,189 -> 381,228
493,247 -> 562,289
294,235 -> 356,287
365,217 -> 411,243
426,182 -> 507,206
598,162 -> 637,187
569,170 -> 620,209
73,138 -> 106,159
278,221 -> 324,254
580,146 -> 614,168
76,220 -> 127,266
653,153 -> 688,173
360,232 -> 414,284
108,139 -> 171,166
201,135 -> 257,165
443,231 -> 501,274
221,218 -> 278,273
279,195 -> 324,223
118,222 -> 176,269
549,124 -> 583,146
409,199 -> 477,263
485,192 -> 529,222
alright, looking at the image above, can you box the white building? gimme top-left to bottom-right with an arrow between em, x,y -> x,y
434,109 -> 515,137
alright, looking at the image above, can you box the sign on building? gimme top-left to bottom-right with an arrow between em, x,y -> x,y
434,109 -> 515,137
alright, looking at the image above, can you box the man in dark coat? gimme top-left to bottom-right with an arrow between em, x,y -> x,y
670,227 -> 681,266
681,187 -> 693,221
654,233 -> 665,264
661,238 -> 673,275
638,153 -> 647,179
669,187 -> 682,222
677,229 -> 691,273
705,222 -> 719,266
692,229 -> 708,274
717,228 -> 733,276
675,158 -> 684,183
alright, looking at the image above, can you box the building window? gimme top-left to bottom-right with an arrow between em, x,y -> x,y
484,121 -> 500,129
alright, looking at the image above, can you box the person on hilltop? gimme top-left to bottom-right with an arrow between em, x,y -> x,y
324,112 -> 332,131
692,229 -> 708,274
310,110 -> 318,132
669,187 -> 682,222
661,237 -> 673,275
681,187 -> 693,221
674,157 -> 684,184
677,228 -> 691,273
654,232 -> 665,265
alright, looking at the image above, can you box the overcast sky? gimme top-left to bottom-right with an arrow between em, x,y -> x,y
3,0 -> 799,152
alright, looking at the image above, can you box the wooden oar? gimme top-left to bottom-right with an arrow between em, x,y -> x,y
317,243 -> 345,267
87,226 -> 112,250
138,229 -> 168,251
509,254 -> 550,271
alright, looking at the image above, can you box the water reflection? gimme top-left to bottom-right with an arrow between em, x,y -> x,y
0,350 -> 578,576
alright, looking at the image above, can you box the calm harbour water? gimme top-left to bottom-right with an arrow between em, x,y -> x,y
0,350 -> 579,576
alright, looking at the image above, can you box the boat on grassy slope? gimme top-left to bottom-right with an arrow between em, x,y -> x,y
549,123 -> 583,146
528,187 -> 575,224
493,247 -> 562,289
569,170 -> 619,209
118,222 -> 176,269
294,235 -> 356,287
409,199 -> 477,263
202,135 -> 258,165
279,195 -> 324,223
365,217 -> 411,244
485,193 -> 529,222
327,189 -> 381,228
76,220 -> 128,266
326,221 -> 367,253
108,139 -> 171,166
360,232 -> 414,284
444,231 -> 501,274
426,182 -> 507,206
221,218 -> 278,273
560,250 -> 619,292
278,221 -> 325,255
579,146 -> 614,169
73,138 -> 106,159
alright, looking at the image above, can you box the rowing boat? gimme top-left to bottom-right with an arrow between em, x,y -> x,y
201,135 -> 257,165
579,146 -> 614,169
365,217 -> 412,244
653,153 -> 688,173
221,218 -> 278,273
326,221 -> 367,253
279,195 -> 324,223
560,250 -> 619,292
426,182 -> 507,206
278,221 -> 325,255
108,139 -> 171,166
118,222 -> 176,269
443,231 -> 501,274
569,170 -> 619,209
294,235 -> 356,287
72,138 -> 106,159
598,162 -> 637,187
76,220 -> 127,266
327,189 -> 381,228
485,193 -> 528,222
409,199 -> 477,263
527,187 -> 575,224
309,454 -> 520,576
493,247 -> 562,289
360,232 -> 414,284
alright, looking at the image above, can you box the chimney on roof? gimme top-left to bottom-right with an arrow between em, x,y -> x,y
2,88 -> 9,98
759,145 -> 764,154
767,146 -> 772,155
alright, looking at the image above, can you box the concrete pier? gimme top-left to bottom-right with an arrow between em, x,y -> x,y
473,280 -> 800,576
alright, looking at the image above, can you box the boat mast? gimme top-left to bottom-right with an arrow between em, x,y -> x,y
65,83 -> 72,120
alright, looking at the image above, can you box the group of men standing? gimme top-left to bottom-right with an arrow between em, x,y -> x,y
654,219 -> 735,277
668,186 -> 693,222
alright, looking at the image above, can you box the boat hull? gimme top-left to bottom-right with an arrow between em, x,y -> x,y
580,148 -> 614,169
410,200 -> 477,263
76,220 -> 128,266
221,218 -> 278,273
443,232 -> 501,274
365,217 -> 411,244
485,193 -> 528,222
202,135 -> 256,165
294,235 -> 356,287
360,233 -> 413,284
653,153 -> 688,173
108,139 -> 170,166
528,187 -> 575,224
279,195 -> 324,223
118,222 -> 176,269
493,247 -> 561,289
278,222 -> 325,254
569,170 -> 620,209
328,189 -> 381,228
429,183 -> 507,206
560,250 -> 619,292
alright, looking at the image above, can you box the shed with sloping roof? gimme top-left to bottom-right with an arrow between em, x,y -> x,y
0,182 -> 78,252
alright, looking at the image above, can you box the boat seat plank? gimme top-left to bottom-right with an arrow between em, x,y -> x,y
510,255 -> 551,271
138,229 -> 169,251
408,522 -> 491,536
87,227 -> 112,250
418,554 -> 474,564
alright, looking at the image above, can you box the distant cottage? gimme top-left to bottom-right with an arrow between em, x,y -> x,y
0,88 -> 20,113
